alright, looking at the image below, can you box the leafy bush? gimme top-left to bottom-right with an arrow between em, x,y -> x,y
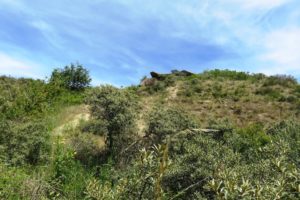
50,63 -> 91,91
69,129 -> 106,166
205,141 -> 300,200
0,120 -> 50,165
86,85 -> 138,158
164,131 -> 239,199
50,140 -> 93,199
268,120 -> 300,165
263,75 -> 297,87
294,85 -> 300,97
85,145 -> 170,200
80,119 -> 108,136
147,106 -> 197,141
202,69 -> 251,80
164,75 -> 176,87
0,77 -> 50,120
226,124 -> 271,161
255,86 -> 283,100
0,163 -> 29,199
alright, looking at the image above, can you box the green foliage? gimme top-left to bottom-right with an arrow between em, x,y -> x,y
50,140 -> 93,199
50,63 -> 91,91
0,77 -> 49,120
85,145 -> 170,200
69,128 -> 106,166
147,106 -> 197,141
0,164 -> 29,199
255,86 -> 283,100
268,120 -> 300,165
205,142 -> 300,200
164,75 -> 177,87
0,120 -> 50,165
80,119 -> 108,136
226,124 -> 271,161
164,131 -> 239,199
86,85 -> 138,157
142,75 -> 177,94
178,79 -> 203,97
294,85 -> 300,98
263,74 -> 297,87
202,69 -> 251,80
1,68 -> 300,199
160,121 -> 299,199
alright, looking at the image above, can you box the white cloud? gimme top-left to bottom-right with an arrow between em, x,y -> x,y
229,0 -> 291,10
29,20 -> 64,49
0,52 -> 42,78
259,27 -> 300,75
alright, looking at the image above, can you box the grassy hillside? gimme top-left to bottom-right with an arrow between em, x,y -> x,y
136,70 -> 300,127
0,68 -> 299,199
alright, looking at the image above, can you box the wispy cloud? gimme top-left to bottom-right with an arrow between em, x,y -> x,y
0,52 -> 43,78
0,0 -> 299,85
259,27 -> 300,75
228,0 -> 291,10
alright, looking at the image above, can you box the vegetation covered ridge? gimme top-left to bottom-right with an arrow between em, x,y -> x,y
1,65 -> 299,199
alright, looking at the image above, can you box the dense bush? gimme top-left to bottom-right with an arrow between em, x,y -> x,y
0,120 -> 50,165
294,85 -> 300,97
202,69 -> 251,80
263,75 -> 297,87
68,128 -> 106,166
0,77 -> 49,120
147,106 -> 197,141
86,85 -> 138,158
85,145 -> 170,200
255,86 -> 283,100
50,140 -> 93,199
50,63 -> 91,91
225,124 -> 271,162
159,121 -> 300,199
268,120 -> 300,165
1,68 -> 300,199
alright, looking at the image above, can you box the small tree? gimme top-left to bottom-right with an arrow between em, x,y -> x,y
86,85 -> 137,158
50,63 -> 91,90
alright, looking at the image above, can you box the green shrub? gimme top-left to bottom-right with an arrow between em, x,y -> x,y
268,120 -> 300,164
69,130 -> 106,166
179,87 -> 194,97
226,124 -> 271,161
202,69 -> 251,80
50,140 -> 93,199
211,82 -> 227,98
250,73 -> 266,81
294,85 -> 300,97
255,86 -> 283,99
279,95 -> 297,103
164,131 -> 239,199
0,163 -> 29,199
263,75 -> 297,87
50,63 -> 91,91
86,85 -> 138,158
147,106 -> 197,141
80,119 -> 108,136
205,141 -> 300,200
0,120 -> 50,165
164,75 -> 176,87
152,81 -> 166,92
0,77 -> 50,120
85,145 -> 170,200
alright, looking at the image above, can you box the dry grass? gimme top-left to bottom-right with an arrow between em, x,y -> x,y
138,78 -> 300,127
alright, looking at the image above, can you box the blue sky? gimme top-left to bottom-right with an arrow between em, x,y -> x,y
0,0 -> 300,86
